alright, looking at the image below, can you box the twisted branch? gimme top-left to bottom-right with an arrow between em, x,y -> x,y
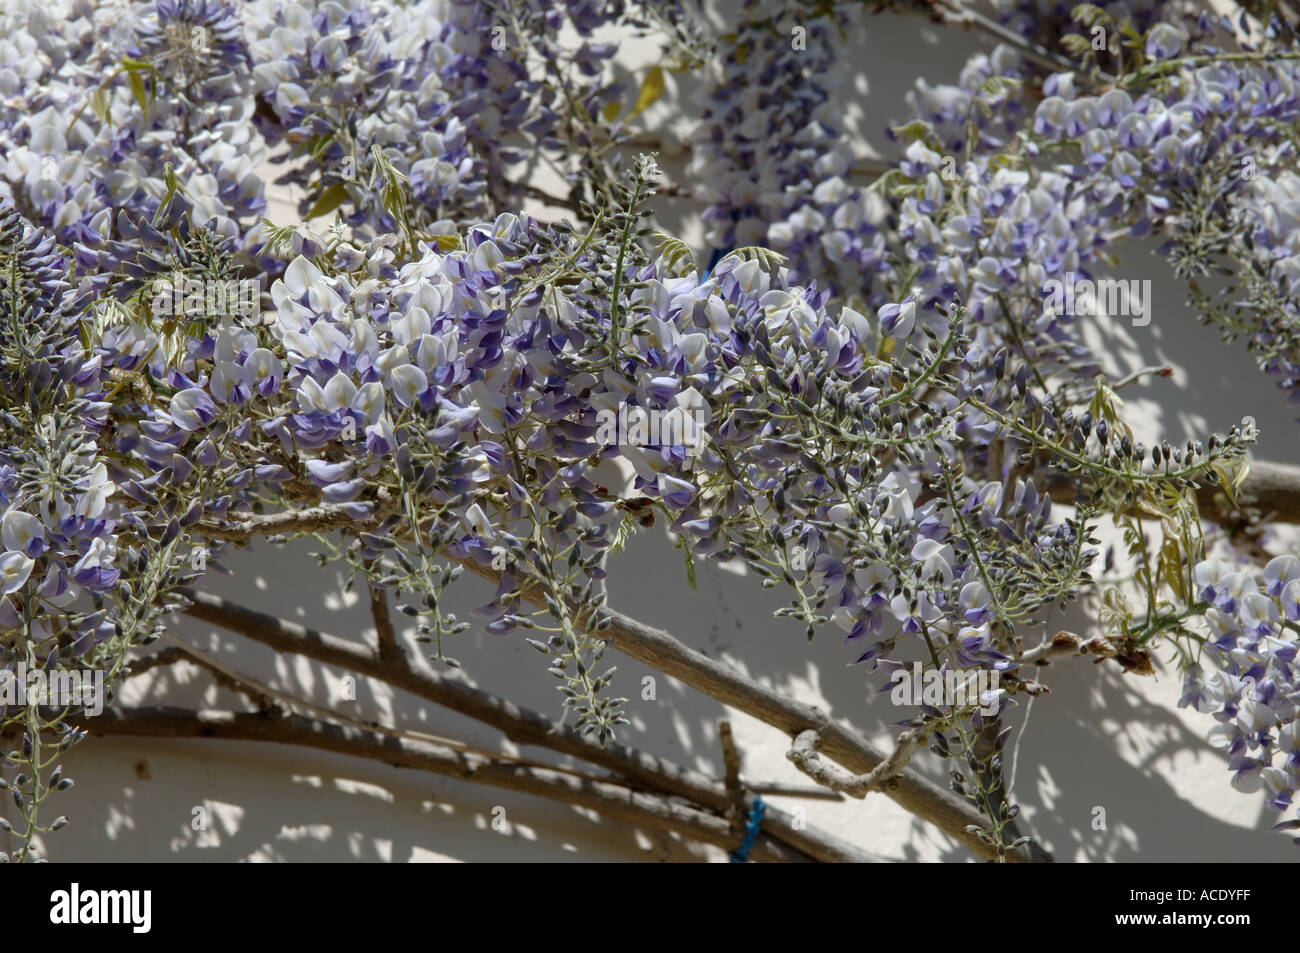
175,589 -> 877,863
787,727 -> 929,799
78,707 -> 812,863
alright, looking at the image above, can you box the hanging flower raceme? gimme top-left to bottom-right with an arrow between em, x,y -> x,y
1181,554 -> 1300,839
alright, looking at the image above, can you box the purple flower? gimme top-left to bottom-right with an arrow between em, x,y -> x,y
1,509 -> 46,558
306,458 -> 356,486
877,296 -> 917,339
170,388 -> 218,431
657,474 -> 696,509
69,539 -> 119,590
1145,23 -> 1185,61
958,581 -> 993,626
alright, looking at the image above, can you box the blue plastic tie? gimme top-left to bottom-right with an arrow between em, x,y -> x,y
728,795 -> 766,863
703,245 -> 729,278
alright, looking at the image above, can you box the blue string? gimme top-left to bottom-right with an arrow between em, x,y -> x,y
703,245 -> 729,278
703,205 -> 740,277
728,795 -> 766,863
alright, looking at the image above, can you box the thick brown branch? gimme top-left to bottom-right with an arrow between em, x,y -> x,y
200,455 -> 1300,544
178,590 -> 876,863
1046,457 -> 1300,525
367,579 -> 400,663
190,500 -> 1053,861
77,707 -> 810,863
458,560 -> 1052,862
133,640 -> 283,714
198,503 -> 370,542
719,720 -> 745,830
1206,458 -> 1300,524
787,727 -> 928,799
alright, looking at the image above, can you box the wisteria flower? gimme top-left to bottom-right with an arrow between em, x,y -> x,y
170,388 -> 218,431
0,551 -> 34,596
878,296 -> 917,339
1,509 -> 45,558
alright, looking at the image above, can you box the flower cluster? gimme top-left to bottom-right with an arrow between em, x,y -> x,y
692,0 -> 892,298
1,0 -> 1297,861
243,0 -> 655,245
0,187 -> 267,859
891,5 -> 1300,414
0,204 -> 117,657
1181,554 -> 1300,838
0,0 -> 266,266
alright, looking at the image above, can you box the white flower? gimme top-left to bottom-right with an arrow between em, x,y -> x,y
976,481 -> 1003,515
0,551 -> 34,595
390,364 -> 428,408
830,605 -> 857,632
74,463 -> 114,519
1264,554 -> 1300,595
393,306 -> 432,346
911,539 -> 955,584
243,348 -> 282,389
1241,592 -> 1278,634
854,562 -> 894,593
462,503 -> 494,540
827,502 -> 854,525
322,371 -> 358,410
169,388 -> 216,431
1192,558 -> 1234,593
2,508 -> 43,554
878,472 -> 916,523
352,382 -> 385,425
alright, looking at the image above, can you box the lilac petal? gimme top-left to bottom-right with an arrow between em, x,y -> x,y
170,388 -> 217,431
306,458 -> 356,485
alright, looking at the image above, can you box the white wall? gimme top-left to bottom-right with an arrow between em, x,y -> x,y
14,3 -> 1299,862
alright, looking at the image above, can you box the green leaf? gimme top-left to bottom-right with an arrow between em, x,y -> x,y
89,89 -> 111,125
161,160 -> 188,199
979,75 -> 1021,100
680,539 -> 697,591
1071,3 -> 1109,27
306,183 -> 349,220
987,153 -> 1024,173
1161,535 -> 1187,602
888,118 -> 937,147
662,51 -> 699,74
258,217 -> 298,256
651,230 -> 695,275
307,134 -> 335,161
1061,34 -> 1093,57
1212,458 -> 1248,503
867,167 -> 904,196
127,70 -> 148,112
628,65 -> 664,120
609,514 -> 636,555
724,246 -> 788,276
